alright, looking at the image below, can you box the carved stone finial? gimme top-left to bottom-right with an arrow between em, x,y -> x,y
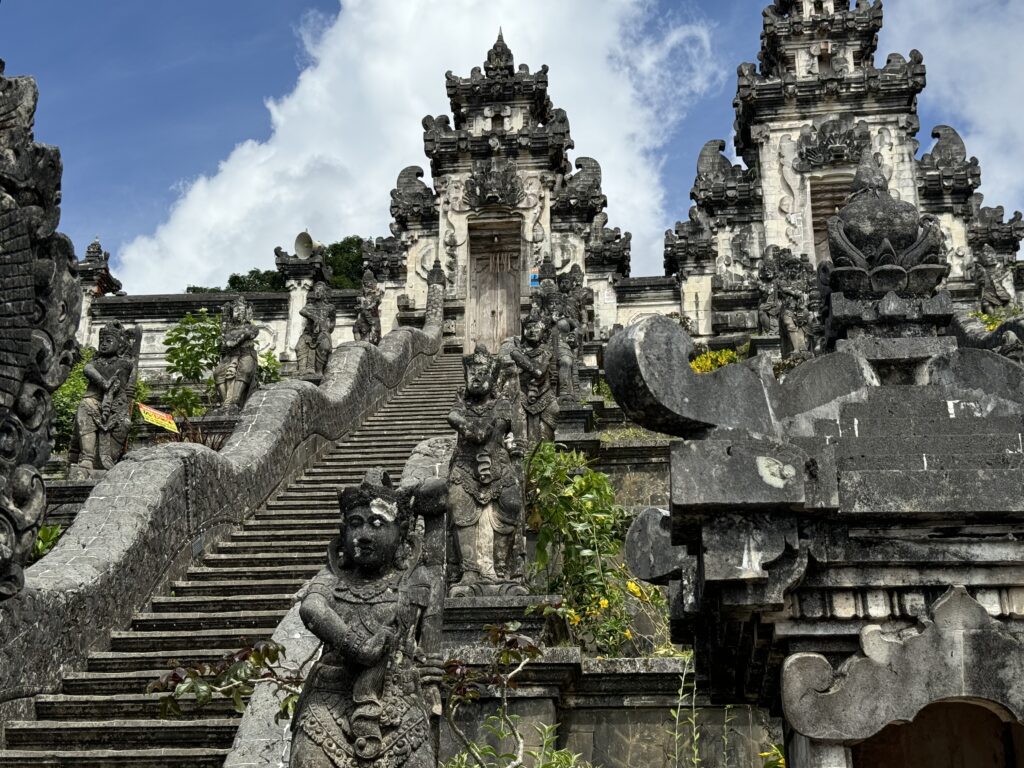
426,257 -> 446,287
484,28 -> 515,76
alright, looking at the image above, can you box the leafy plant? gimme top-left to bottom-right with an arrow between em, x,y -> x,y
258,349 -> 282,384
591,376 -> 614,403
969,304 -> 1022,331
162,309 -> 222,416
325,236 -> 368,289
524,443 -> 672,656
28,524 -> 63,564
147,639 -> 315,722
689,348 -> 738,374
668,661 -> 703,768
759,744 -> 786,768
51,348 -> 94,452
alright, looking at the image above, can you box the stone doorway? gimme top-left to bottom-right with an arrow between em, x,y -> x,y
467,218 -> 523,353
851,702 -> 1024,768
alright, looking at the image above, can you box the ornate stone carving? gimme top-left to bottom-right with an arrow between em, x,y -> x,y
463,158 -> 525,209
665,207 -> 715,281
782,587 -> 1024,742
446,344 -> 526,597
353,270 -> 383,346
69,322 -> 142,476
0,62 -> 81,599
585,212 -> 632,275
290,469 -> 444,768
389,166 -> 437,234
778,249 -> 820,358
361,236 -> 405,282
507,310 -> 558,448
826,151 -> 949,311
77,238 -> 122,296
793,115 -> 871,173
967,194 -> 1024,257
551,157 -> 607,220
212,296 -> 259,411
971,245 -> 1015,315
295,281 -> 337,379
757,247 -> 782,336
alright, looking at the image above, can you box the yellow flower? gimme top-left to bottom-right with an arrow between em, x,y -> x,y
567,610 -> 581,626
623,629 -> 632,639
598,598 -> 609,609
626,581 -> 642,598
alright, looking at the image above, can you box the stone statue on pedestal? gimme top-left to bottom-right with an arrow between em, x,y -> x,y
213,296 -> 259,411
295,281 -> 336,379
508,310 -> 558,447
757,247 -> 782,336
972,245 -> 1015,315
291,470 -> 442,768
70,322 -> 142,475
446,344 -> 527,597
353,270 -> 383,345
778,249 -> 817,359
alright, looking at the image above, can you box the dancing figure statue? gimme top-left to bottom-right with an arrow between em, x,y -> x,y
213,296 -> 260,410
353,270 -> 383,345
446,344 -> 527,596
296,281 -> 337,379
508,310 -> 558,447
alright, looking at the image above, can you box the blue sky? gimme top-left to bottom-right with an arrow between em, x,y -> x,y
1,0 -> 1021,292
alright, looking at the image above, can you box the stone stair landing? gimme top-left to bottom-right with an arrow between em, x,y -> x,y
0,354 -> 463,767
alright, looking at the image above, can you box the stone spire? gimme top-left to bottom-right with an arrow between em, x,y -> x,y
484,28 -> 515,77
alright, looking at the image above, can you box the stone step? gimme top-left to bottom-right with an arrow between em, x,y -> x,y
839,468 -> 1024,517
168,578 -> 307,597
35,693 -> 241,720
838,452 -> 1024,472
240,518 -> 337,531
831,432 -> 1024,459
232,526 -> 334,540
184,563 -> 321,582
150,593 -> 296,613
87,649 -> 241,674
4,718 -> 239,750
260,500 -> 337,512
132,608 -> 281,634
110,627 -> 271,652
292,473 -> 403,486
216,539 -> 326,554
0,747 -> 229,767
201,551 -> 323,567
63,670 -> 189,696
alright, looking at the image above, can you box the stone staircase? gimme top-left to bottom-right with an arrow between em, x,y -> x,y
0,353 -> 464,766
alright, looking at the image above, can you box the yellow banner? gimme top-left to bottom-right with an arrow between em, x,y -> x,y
136,402 -> 179,434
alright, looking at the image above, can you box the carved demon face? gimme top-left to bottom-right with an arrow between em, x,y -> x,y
342,498 -> 402,574
523,320 -> 546,345
465,361 -> 495,398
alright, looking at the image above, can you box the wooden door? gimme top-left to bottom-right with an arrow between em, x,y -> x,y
468,224 -> 522,353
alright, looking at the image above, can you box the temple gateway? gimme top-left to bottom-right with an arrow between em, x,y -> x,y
2,2 -> 1024,767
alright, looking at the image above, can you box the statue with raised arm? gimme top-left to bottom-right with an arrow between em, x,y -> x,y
213,295 -> 259,410
446,344 -> 527,597
70,321 -> 141,475
291,470 -> 443,768
295,281 -> 336,379
508,309 -> 558,447
353,270 -> 383,345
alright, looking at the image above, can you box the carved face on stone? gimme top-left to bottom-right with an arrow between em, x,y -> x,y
557,274 -> 571,294
97,324 -> 127,357
523,319 -> 546,346
310,282 -> 328,301
342,498 -> 402,574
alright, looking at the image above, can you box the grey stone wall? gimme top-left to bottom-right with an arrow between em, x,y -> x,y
0,291 -> 445,713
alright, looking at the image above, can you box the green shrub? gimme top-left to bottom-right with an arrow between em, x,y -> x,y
689,348 -> 738,374
258,350 -> 282,384
29,524 -> 63,564
162,309 -> 222,416
51,348 -> 94,452
969,304 -> 1022,331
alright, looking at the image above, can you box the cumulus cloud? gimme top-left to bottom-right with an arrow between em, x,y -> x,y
881,0 -> 1024,216
115,0 -> 721,293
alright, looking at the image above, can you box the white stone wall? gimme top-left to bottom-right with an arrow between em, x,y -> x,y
679,274 -> 714,336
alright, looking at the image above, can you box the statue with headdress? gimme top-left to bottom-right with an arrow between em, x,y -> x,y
353,270 -> 383,345
290,470 -> 444,768
295,281 -> 337,379
70,321 -> 142,475
213,295 -> 260,410
508,309 -> 559,447
446,344 -> 527,597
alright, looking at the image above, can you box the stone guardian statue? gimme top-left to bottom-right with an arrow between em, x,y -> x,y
446,344 -> 527,597
70,321 -> 142,476
508,310 -> 558,447
291,470 -> 442,768
353,270 -> 383,345
213,295 -> 260,410
295,281 -> 337,379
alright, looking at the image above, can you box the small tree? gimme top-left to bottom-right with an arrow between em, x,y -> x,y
51,348 -> 94,452
325,236 -> 366,289
162,309 -> 222,416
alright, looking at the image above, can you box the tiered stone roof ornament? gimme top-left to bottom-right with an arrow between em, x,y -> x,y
77,238 -> 123,296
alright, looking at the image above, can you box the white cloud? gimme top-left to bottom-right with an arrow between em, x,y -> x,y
115,0 -> 721,293
880,0 -> 1024,216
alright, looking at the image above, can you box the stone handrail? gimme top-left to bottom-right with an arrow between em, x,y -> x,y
0,281 -> 446,710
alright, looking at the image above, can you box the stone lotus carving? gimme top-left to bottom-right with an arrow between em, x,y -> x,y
794,115 -> 871,173
446,344 -> 526,597
290,469 -> 444,768
69,321 -> 142,476
213,296 -> 259,411
295,281 -> 337,379
353,270 -> 383,346
0,62 -> 80,599
827,151 -> 948,296
782,587 -> 1024,742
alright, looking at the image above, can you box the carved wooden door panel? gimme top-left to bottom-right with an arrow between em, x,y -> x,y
468,232 -> 521,353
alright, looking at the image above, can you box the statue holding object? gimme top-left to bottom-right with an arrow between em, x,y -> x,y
507,309 -> 558,447
213,295 -> 260,411
295,281 -> 337,379
446,344 -> 527,597
291,470 -> 444,768
70,321 -> 142,475
353,270 -> 383,345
